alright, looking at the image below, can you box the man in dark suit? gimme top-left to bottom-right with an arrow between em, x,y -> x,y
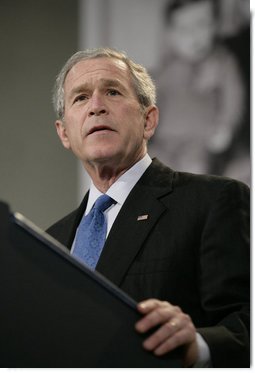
47,47 -> 249,367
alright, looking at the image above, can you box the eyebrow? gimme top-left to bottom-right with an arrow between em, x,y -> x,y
68,78 -> 129,101
100,78 -> 125,89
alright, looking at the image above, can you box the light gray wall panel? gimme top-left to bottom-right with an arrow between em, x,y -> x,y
0,0 -> 79,229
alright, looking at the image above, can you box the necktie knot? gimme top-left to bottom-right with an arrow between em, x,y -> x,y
94,194 -> 115,212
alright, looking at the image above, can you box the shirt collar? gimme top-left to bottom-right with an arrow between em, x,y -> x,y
85,154 -> 152,214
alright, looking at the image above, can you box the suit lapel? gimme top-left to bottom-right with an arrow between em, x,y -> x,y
60,193 -> 89,249
96,159 -> 174,286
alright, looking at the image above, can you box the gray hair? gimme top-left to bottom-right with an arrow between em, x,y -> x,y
52,47 -> 157,119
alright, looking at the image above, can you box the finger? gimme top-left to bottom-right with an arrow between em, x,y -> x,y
135,304 -> 179,333
142,318 -> 181,351
154,328 -> 195,356
137,299 -> 166,314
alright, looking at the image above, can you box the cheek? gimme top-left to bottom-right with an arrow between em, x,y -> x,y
122,107 -> 145,133
125,122 -> 146,149
63,124 -> 83,155
64,112 -> 83,137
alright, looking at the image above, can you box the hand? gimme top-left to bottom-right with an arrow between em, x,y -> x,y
135,299 -> 198,367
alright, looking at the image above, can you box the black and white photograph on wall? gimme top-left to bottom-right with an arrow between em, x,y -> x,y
148,0 -> 250,185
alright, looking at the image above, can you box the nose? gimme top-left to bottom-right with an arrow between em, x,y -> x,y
88,93 -> 108,117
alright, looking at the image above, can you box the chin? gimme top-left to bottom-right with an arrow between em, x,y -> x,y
88,149 -> 121,164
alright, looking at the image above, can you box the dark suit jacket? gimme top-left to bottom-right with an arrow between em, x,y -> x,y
47,158 -> 250,367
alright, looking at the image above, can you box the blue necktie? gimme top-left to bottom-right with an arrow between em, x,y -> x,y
72,194 -> 115,269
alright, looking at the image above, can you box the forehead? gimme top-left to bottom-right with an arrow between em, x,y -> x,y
172,1 -> 213,27
64,57 -> 131,90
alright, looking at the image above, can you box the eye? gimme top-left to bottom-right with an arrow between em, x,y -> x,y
107,89 -> 121,96
73,94 -> 88,103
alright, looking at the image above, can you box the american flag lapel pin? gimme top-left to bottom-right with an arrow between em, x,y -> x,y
137,214 -> 149,221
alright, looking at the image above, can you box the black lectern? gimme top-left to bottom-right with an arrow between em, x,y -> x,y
0,201 -> 181,368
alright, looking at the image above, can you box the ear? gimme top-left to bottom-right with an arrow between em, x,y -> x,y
143,105 -> 159,141
55,120 -> 71,149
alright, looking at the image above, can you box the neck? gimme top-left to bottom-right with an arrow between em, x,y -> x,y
84,153 -> 146,193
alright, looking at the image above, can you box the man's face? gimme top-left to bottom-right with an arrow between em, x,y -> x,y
56,57 -> 157,171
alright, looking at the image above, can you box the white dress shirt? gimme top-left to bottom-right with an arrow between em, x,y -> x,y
72,153 -> 211,367
84,153 -> 152,237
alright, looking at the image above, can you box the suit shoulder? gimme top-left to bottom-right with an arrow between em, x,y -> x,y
151,158 -> 249,195
171,170 -> 250,213
47,209 -> 76,231
46,193 -> 88,242
147,158 -> 249,197
46,209 -> 78,242
174,170 -> 249,190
